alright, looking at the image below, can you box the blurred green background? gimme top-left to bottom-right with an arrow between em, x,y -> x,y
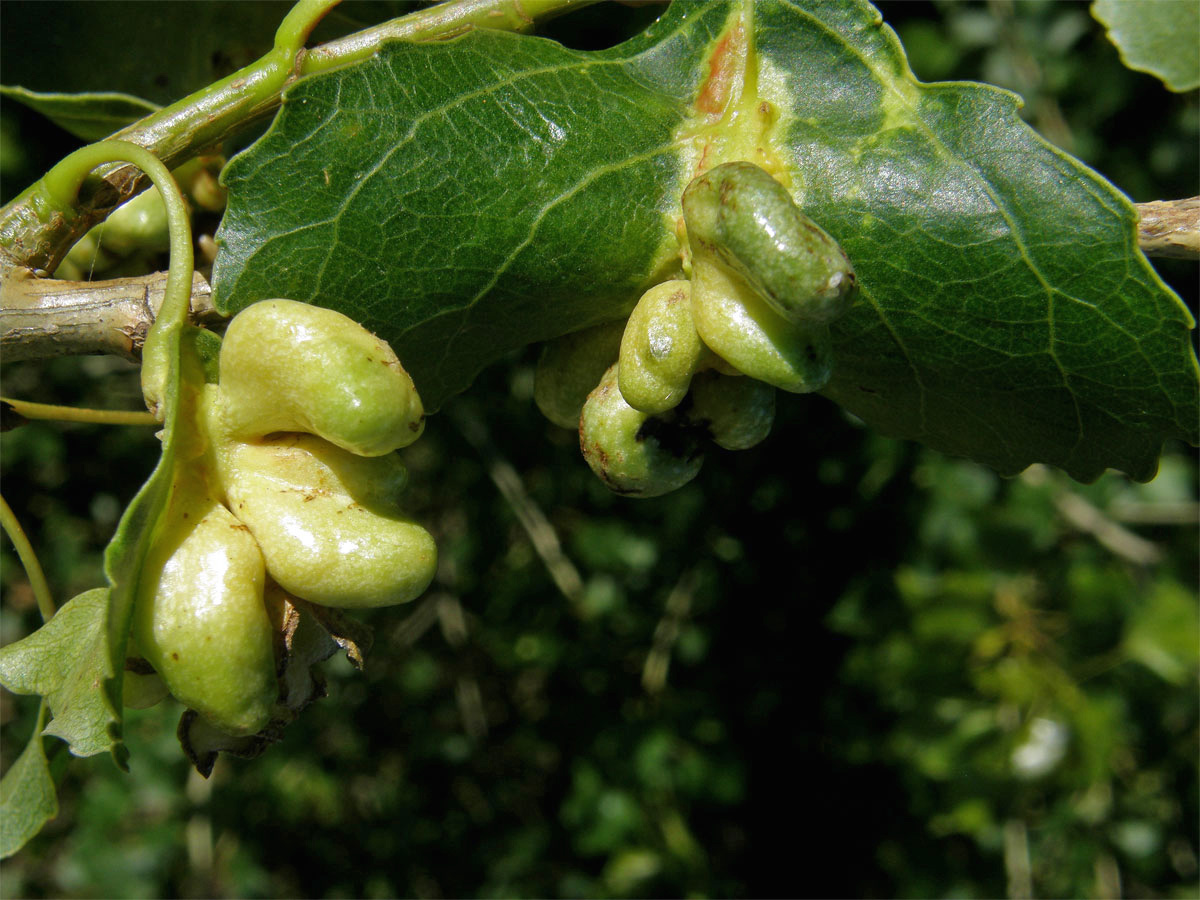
2,1 -> 1196,897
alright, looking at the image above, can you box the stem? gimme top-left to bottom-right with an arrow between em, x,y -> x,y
39,141 -> 193,413
2,398 -> 157,427
1136,196 -> 1200,260
303,0 -> 598,75
1,270 -> 218,364
275,0 -> 343,57
0,495 -> 56,621
0,0 -> 598,275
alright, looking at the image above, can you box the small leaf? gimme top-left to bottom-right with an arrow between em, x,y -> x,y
0,589 -> 123,760
0,86 -> 159,141
1093,0 -> 1200,92
0,1 -> 283,107
0,704 -> 58,859
1123,580 -> 1200,684
0,298 -> 199,772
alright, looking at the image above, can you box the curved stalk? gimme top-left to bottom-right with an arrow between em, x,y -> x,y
0,495 -> 56,621
39,140 -> 194,412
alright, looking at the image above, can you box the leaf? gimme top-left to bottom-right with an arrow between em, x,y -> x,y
1123,580 -> 1200,684
1092,0 -> 1200,92
761,0 -> 1199,482
0,87 -> 160,142
0,2 -> 423,136
0,704 -> 58,859
0,589 -> 122,759
213,0 -> 1198,481
214,3 -> 722,406
0,1 -> 285,108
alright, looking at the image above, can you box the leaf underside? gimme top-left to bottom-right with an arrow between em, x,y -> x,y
0,86 -> 160,142
213,0 -> 1198,482
0,705 -> 57,859
0,590 -> 122,759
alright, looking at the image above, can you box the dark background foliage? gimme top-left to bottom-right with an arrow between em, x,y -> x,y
2,2 -> 1196,897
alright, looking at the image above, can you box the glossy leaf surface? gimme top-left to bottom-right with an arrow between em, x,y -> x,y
214,0 -> 1198,480
0,2 -> 284,107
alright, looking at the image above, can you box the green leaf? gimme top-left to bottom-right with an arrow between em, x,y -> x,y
213,0 -> 1198,480
0,590 -> 122,759
1123,579 -> 1200,684
0,1 -> 285,108
0,86 -> 160,142
762,1 -> 1199,482
213,3 -> 721,406
1092,0 -> 1200,92
0,704 -> 58,859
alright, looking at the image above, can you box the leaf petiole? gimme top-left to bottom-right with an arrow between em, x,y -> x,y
38,139 -> 193,414
275,0 -> 343,59
0,495 -> 55,622
1,398 -> 157,427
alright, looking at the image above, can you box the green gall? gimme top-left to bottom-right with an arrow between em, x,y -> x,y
579,363 -> 703,498
689,254 -> 833,393
132,490 -> 277,737
215,434 -> 437,608
98,184 -> 171,256
218,299 -> 424,456
687,371 -> 775,450
618,280 -> 705,414
682,161 -> 856,326
534,320 -> 626,429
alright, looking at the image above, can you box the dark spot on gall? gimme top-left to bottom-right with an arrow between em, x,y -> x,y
636,413 -> 705,462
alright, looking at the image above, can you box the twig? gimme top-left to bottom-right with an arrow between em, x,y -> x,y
1052,490 -> 1163,565
1,269 -> 218,363
1,398 -> 157,428
1136,197 -> 1200,260
1109,500 -> 1199,526
1003,818 -> 1033,900
392,594 -> 441,647
434,593 -> 489,738
642,570 -> 696,695
1023,466 -> 1163,565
